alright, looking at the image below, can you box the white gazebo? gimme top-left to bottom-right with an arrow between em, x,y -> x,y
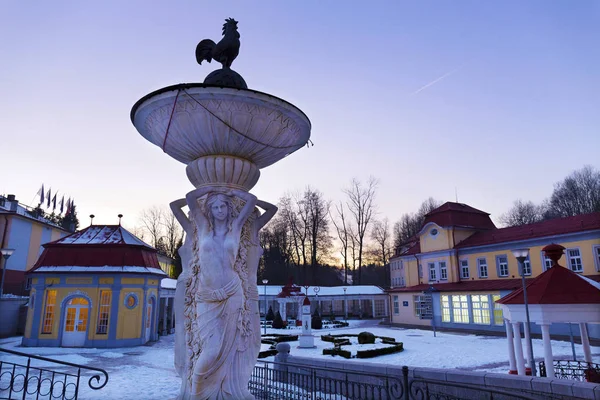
498,244 -> 600,379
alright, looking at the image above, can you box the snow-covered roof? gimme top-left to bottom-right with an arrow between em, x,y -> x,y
161,278 -> 177,289
32,266 -> 167,276
51,225 -> 151,248
259,285 -> 385,296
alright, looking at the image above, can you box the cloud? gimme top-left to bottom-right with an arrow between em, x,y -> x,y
411,63 -> 467,95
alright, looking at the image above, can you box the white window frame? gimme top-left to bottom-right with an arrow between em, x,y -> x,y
471,294 -> 491,325
460,259 -> 470,279
522,258 -> 532,276
492,294 -> 504,326
393,296 -> 399,314
593,245 -> 600,272
96,290 -> 112,334
439,261 -> 448,280
441,295 -> 451,322
477,258 -> 488,278
496,255 -> 509,277
428,262 -> 437,281
451,295 -> 470,323
566,248 -> 583,273
541,252 -> 553,271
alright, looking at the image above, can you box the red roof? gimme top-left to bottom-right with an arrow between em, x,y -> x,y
30,224 -> 163,275
456,212 -> 600,248
277,278 -> 304,298
422,202 -> 496,231
497,266 -> 600,305
389,278 -> 526,293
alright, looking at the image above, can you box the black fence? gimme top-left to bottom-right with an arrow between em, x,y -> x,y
0,347 -> 108,400
539,360 -> 600,382
250,360 -> 551,400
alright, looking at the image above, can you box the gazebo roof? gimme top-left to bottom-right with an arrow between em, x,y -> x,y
497,265 -> 600,305
277,278 -> 304,298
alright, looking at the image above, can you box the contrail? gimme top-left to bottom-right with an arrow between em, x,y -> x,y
411,63 -> 467,95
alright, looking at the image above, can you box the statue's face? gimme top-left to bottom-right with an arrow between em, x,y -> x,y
211,198 -> 228,222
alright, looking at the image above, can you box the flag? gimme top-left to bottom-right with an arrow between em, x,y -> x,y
52,193 -> 57,210
46,188 -> 51,208
38,184 -> 45,205
66,198 -> 72,214
60,196 -> 65,214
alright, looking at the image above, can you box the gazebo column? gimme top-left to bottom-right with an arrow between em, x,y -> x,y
371,298 -> 376,318
540,323 -> 555,378
161,298 -> 168,335
505,319 -> 517,374
523,323 -> 534,374
384,298 -> 389,316
512,322 -> 526,375
579,323 -> 593,364
170,297 -> 176,333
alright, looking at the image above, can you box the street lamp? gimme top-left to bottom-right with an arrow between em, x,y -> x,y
512,248 -> 536,377
0,248 -> 15,297
262,279 -> 268,335
313,287 -> 320,314
342,287 -> 347,322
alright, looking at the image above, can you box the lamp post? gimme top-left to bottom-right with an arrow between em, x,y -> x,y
343,287 -> 347,322
0,248 -> 15,297
512,248 -> 536,377
262,279 -> 268,335
313,286 -> 320,314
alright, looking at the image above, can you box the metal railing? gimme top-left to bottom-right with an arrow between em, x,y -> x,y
539,360 -> 600,382
0,347 -> 108,400
250,361 -> 548,400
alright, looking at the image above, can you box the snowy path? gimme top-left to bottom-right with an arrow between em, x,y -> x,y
1,321 -> 598,399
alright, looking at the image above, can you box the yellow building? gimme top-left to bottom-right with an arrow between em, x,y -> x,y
389,202 -> 600,340
22,224 -> 167,347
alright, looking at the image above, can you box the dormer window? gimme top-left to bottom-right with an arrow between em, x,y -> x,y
430,228 -> 438,237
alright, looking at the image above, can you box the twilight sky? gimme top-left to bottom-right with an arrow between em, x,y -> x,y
1,1 -> 599,234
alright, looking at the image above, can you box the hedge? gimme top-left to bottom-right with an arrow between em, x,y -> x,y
258,349 -> 278,358
356,343 -> 403,358
323,347 -> 351,359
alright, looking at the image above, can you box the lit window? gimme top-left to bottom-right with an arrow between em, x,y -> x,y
492,294 -> 503,325
471,295 -> 490,324
393,296 -> 399,314
428,263 -> 437,281
567,249 -> 583,272
441,295 -> 451,322
460,259 -> 470,279
96,290 -> 112,334
478,258 -> 488,278
42,290 -> 57,334
440,262 -> 448,280
497,256 -> 509,277
451,295 -> 469,323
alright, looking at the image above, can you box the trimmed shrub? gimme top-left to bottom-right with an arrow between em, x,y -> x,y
266,306 -> 275,321
323,347 -> 351,359
312,309 -> 323,330
358,331 -> 376,344
261,334 -> 298,343
356,343 -> 404,359
272,311 -> 284,329
258,349 -> 278,358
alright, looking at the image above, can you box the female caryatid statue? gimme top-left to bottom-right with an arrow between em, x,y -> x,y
173,186 -> 276,400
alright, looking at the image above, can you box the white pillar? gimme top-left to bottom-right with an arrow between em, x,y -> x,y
505,319 -> 517,374
540,323 -> 555,378
371,298 -> 376,317
523,322 -> 533,373
512,322 -> 526,375
170,297 -> 176,332
579,322 -> 593,364
384,297 -> 389,316
162,298 -> 168,335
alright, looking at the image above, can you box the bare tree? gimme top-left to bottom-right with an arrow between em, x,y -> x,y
371,218 -> 391,266
163,211 -> 184,258
139,206 -> 164,249
392,197 -> 442,251
331,201 -> 350,284
500,200 -> 543,227
545,165 -> 600,218
343,177 -> 378,285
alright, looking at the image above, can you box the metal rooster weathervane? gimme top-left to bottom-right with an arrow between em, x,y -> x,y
196,18 -> 240,69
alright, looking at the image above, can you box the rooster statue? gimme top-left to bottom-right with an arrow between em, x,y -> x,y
196,18 -> 240,69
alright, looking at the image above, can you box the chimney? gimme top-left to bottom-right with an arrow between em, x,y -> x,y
7,194 -> 18,212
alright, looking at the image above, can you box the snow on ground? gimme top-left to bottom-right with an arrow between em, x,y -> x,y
1,320 -> 598,399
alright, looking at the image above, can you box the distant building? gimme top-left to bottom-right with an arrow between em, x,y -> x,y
22,224 -> 167,347
157,253 -> 177,278
388,202 -> 600,340
0,194 -> 70,295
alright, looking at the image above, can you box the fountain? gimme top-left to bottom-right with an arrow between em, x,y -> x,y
130,18 -> 311,400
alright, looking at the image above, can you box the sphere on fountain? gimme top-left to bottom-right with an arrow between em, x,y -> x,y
204,68 -> 248,89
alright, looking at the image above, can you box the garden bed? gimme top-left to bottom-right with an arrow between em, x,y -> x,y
321,333 -> 404,359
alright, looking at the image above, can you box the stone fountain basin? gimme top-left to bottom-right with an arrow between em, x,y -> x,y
131,84 -> 311,170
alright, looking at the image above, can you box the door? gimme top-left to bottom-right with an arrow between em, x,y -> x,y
145,298 -> 153,343
62,297 -> 89,347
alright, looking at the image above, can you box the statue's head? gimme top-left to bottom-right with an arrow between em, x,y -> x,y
222,17 -> 238,34
204,192 -> 234,232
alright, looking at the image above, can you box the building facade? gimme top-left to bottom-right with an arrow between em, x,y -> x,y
0,194 -> 70,295
388,202 -> 600,340
22,225 -> 167,347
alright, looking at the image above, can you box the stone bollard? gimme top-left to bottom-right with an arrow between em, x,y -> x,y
274,342 -> 291,383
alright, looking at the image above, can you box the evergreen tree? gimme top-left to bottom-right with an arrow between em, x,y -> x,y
60,203 -> 80,232
172,238 -> 183,279
266,305 -> 275,321
272,311 -> 284,329
311,308 -> 322,329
